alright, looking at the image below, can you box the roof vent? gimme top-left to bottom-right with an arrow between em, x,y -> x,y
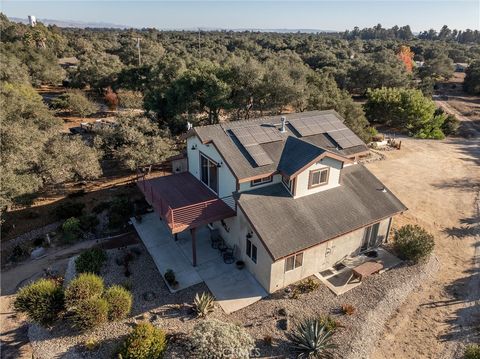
280,116 -> 287,133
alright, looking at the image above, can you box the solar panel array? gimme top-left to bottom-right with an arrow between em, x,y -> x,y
289,114 -> 346,136
231,126 -> 283,166
289,114 -> 364,149
327,128 -> 365,148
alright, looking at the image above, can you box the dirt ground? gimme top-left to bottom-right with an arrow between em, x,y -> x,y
367,120 -> 479,357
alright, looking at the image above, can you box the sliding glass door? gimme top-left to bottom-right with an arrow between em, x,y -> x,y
361,222 -> 380,251
200,153 -> 218,194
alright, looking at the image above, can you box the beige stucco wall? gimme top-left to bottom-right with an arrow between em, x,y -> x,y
186,135 -> 237,199
238,174 -> 282,193
294,157 -> 342,198
268,217 -> 392,292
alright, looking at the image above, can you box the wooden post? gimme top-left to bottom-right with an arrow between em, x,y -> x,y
190,228 -> 197,267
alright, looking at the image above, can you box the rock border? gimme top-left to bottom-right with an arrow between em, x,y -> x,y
345,254 -> 440,359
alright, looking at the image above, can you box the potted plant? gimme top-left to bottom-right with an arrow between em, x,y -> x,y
236,260 -> 245,270
164,269 -> 178,288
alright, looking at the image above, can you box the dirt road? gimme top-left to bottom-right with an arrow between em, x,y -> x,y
368,121 -> 479,358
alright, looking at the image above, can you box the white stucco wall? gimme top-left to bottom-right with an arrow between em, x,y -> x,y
293,157 -> 343,198
187,135 -> 237,199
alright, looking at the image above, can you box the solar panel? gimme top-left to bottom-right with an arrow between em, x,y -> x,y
289,114 -> 347,137
244,144 -> 273,166
327,128 -> 364,149
231,126 -> 278,166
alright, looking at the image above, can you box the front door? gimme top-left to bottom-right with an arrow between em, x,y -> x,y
361,223 -> 380,251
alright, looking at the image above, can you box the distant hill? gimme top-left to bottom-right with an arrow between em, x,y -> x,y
9,16 -> 127,29
8,16 -> 335,33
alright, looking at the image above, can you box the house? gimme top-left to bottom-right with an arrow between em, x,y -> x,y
137,110 -> 406,294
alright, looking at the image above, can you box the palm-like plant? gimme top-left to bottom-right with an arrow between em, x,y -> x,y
289,318 -> 336,358
192,292 -> 215,318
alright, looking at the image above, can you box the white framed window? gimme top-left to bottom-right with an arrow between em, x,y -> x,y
251,175 -> 272,187
246,238 -> 257,263
285,252 -> 303,272
308,168 -> 329,188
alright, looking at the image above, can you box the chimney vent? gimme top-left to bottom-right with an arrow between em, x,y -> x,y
280,116 -> 287,133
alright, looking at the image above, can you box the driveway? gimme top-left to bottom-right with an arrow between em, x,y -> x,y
132,213 -> 267,314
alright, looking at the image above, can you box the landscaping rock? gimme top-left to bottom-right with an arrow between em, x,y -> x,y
30,247 -> 46,259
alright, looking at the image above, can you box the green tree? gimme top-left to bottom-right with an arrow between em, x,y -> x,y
94,114 -> 175,170
50,90 -> 98,117
71,51 -> 124,91
364,87 -> 446,139
464,60 -> 480,95
419,54 -> 454,80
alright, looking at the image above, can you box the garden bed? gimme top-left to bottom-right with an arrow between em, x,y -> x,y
29,244 -> 438,358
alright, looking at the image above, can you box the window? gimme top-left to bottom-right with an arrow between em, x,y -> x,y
251,175 -> 272,187
285,252 -> 303,272
246,238 -> 257,263
200,153 -> 218,193
308,168 -> 329,188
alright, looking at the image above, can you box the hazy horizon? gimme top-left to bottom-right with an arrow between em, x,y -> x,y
2,1 -> 479,32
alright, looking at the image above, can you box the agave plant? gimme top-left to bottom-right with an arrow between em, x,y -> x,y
193,292 -> 215,318
289,318 -> 336,358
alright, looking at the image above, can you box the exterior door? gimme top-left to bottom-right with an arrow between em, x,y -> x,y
361,223 -> 380,251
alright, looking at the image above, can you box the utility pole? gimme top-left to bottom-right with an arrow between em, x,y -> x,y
136,37 -> 141,66
198,28 -> 201,58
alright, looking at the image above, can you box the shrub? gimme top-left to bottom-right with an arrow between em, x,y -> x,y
341,304 -> 356,316
117,90 -> 144,109
84,337 -> 99,351
118,322 -> 167,359
190,319 -> 254,359
318,316 -> 341,332
75,248 -> 107,274
54,202 -> 85,219
289,318 -> 336,359
71,297 -> 109,330
108,197 -> 133,229
50,90 -> 98,117
465,344 -> 480,359
62,217 -> 82,242
14,278 -> 65,326
65,273 -> 104,308
104,285 -> 133,321
441,114 -> 460,136
394,224 -> 435,263
92,201 -> 110,214
79,214 -> 100,232
164,269 -> 176,286
192,292 -> 215,318
297,278 -> 320,294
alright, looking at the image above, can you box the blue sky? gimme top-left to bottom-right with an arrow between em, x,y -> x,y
2,1 -> 479,31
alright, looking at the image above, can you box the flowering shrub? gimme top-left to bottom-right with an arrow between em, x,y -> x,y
189,319 -> 254,359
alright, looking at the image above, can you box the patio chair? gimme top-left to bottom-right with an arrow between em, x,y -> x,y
223,245 -> 236,264
217,239 -> 228,253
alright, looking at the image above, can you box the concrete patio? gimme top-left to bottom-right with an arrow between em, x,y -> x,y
131,212 -> 267,314
315,247 -> 402,295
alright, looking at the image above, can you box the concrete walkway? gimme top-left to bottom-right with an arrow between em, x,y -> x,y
132,213 -> 267,314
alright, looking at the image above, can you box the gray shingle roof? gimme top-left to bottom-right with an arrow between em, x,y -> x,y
277,137 -> 326,177
192,110 -> 369,181
237,165 -> 407,260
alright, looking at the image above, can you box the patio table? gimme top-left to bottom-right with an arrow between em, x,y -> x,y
352,261 -> 384,281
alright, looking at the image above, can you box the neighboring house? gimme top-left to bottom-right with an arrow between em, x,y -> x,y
137,110 -> 407,294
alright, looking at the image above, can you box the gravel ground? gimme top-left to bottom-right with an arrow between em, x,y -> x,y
29,244 -> 437,358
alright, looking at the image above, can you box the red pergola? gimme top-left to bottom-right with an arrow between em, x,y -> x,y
137,172 -> 236,266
